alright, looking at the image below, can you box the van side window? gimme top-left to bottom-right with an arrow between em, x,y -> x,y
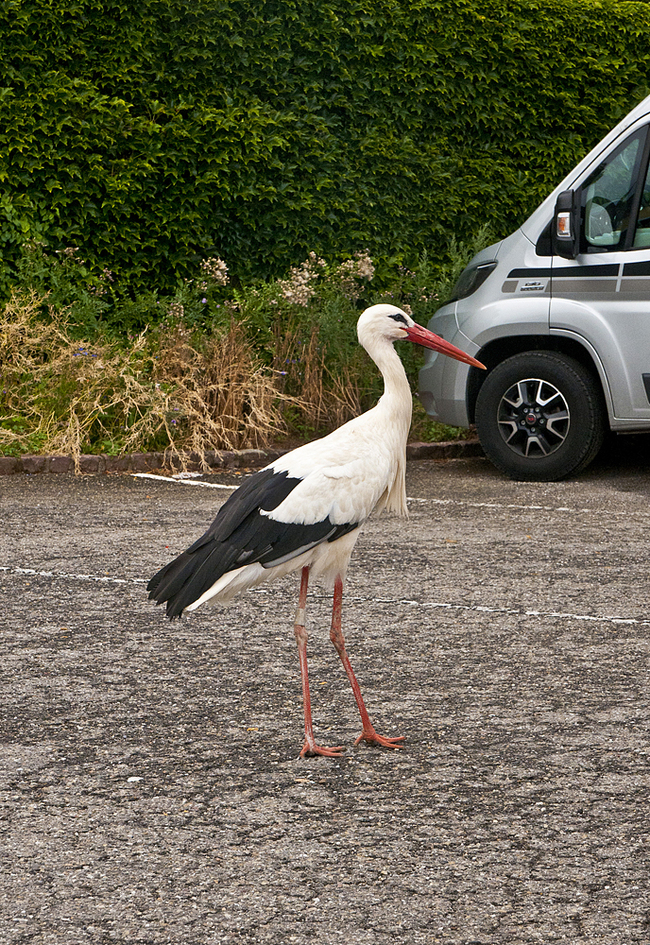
582,130 -> 645,252
633,161 -> 650,248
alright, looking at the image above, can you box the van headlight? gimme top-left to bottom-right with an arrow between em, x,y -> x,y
450,261 -> 497,301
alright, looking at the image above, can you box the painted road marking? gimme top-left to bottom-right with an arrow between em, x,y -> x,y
132,473 -> 235,490
406,496 -> 639,517
133,472 -> 637,518
0,565 -> 147,585
2,565 -> 647,628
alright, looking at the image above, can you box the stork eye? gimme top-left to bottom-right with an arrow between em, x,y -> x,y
388,313 -> 408,325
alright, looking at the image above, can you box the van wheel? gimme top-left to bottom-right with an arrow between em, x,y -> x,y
475,351 -> 605,481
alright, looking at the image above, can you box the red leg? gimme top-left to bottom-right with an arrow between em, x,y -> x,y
329,575 -> 404,749
294,566 -> 345,758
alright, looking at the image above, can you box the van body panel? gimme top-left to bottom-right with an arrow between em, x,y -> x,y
459,295 -> 550,353
547,328 -> 617,423
550,248 -> 650,421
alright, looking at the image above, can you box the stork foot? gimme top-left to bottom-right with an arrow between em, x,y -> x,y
299,739 -> 346,758
354,727 -> 405,750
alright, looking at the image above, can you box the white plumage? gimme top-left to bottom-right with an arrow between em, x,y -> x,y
148,303 -> 484,755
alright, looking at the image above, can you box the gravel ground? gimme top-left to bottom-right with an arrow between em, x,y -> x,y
2,440 -> 650,944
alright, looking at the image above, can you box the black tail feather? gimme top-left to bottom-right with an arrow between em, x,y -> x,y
147,553 -> 195,602
147,540 -> 242,618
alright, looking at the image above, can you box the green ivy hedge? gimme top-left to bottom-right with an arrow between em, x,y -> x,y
2,0 -> 650,295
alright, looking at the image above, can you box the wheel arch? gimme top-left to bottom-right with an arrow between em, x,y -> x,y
467,334 -> 610,426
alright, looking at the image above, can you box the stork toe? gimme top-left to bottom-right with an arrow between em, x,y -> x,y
354,728 -> 405,749
299,740 -> 346,758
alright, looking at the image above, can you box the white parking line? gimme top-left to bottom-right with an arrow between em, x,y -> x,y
132,473 -> 235,490
133,472 -> 639,518
2,565 -> 647,628
0,565 -> 147,585
407,496 -> 639,517
344,595 -> 647,627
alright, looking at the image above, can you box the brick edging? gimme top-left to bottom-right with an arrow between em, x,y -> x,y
0,440 -> 483,476
405,439 -> 483,461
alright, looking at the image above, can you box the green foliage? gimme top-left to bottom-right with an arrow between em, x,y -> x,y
14,240 -> 111,335
1,0 -> 650,297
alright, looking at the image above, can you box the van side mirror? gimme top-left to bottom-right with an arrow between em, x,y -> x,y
552,189 -> 580,258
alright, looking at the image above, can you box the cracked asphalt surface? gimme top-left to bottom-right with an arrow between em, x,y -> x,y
2,438 -> 650,944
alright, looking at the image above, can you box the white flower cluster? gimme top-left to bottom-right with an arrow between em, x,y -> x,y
200,256 -> 229,286
277,252 -> 326,307
334,250 -> 375,300
351,250 -> 375,280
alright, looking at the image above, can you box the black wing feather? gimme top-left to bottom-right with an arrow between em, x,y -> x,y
148,468 -> 359,618
184,468 -> 299,552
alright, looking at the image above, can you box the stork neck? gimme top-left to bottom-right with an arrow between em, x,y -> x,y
371,340 -> 413,425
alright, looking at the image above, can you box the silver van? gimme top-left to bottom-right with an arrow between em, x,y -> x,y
418,93 -> 650,480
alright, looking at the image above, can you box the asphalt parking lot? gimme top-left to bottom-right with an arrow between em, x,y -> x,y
2,438 -> 650,944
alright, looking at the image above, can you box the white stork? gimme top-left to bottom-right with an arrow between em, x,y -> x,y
148,303 -> 485,757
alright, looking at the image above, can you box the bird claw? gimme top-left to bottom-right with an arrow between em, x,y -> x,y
299,740 -> 346,758
354,728 -> 405,749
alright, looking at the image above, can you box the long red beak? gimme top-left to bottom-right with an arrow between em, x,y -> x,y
404,322 -> 486,369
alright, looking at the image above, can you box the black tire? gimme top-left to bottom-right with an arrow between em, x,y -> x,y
475,351 -> 605,481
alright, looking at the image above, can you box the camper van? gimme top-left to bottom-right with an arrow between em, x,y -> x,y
418,93 -> 650,481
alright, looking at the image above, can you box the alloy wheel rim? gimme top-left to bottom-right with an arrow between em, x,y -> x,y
497,377 -> 570,458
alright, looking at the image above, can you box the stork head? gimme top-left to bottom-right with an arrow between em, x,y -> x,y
357,303 -> 486,369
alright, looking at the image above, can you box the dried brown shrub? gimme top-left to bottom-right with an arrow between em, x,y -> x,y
153,318 -> 289,465
271,321 -> 361,434
0,293 -> 289,468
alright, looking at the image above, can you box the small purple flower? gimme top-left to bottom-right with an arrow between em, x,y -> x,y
201,298 -> 207,304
